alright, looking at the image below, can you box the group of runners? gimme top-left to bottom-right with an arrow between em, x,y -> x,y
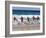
13,16 -> 40,23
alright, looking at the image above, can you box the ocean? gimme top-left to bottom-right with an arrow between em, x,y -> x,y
12,10 -> 40,15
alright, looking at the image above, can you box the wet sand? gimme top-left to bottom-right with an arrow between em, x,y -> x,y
12,23 -> 40,31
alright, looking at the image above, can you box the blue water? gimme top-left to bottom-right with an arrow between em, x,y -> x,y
12,10 -> 40,15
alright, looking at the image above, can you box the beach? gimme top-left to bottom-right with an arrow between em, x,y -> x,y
12,16 -> 40,31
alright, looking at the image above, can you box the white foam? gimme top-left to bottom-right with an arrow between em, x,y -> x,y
13,15 -> 40,18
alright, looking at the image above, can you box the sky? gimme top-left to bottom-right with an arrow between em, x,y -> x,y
12,7 -> 40,10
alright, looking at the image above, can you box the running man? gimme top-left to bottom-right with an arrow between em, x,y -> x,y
20,17 -> 23,22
